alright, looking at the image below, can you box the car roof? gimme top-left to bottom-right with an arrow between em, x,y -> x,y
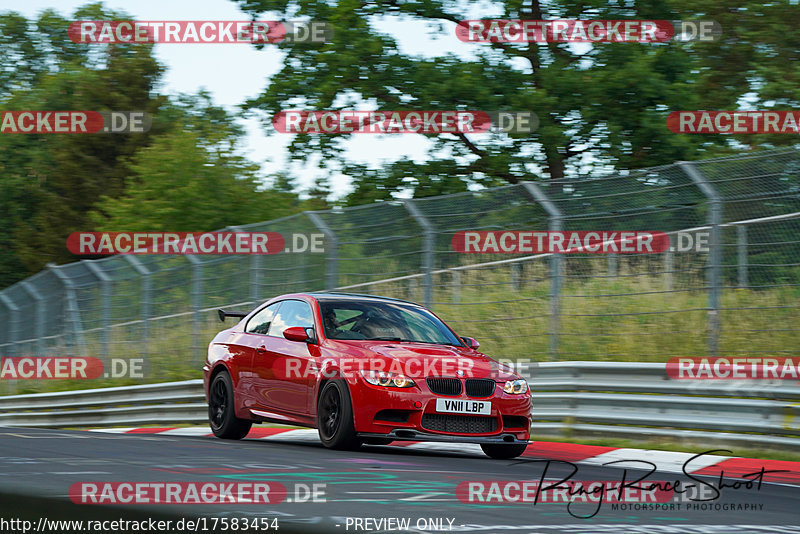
308,291 -> 421,306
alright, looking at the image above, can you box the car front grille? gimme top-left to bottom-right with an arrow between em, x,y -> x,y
426,378 -> 462,396
421,414 -> 497,434
465,378 -> 496,397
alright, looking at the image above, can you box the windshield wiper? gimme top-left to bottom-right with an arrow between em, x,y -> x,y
364,337 -> 406,341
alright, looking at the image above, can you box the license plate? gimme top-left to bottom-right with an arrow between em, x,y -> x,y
435,398 -> 491,415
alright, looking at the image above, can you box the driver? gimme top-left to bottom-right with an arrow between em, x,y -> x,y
321,307 -> 338,336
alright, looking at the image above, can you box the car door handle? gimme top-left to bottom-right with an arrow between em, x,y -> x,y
256,346 -> 267,354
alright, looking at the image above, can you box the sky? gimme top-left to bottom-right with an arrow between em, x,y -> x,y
6,0 -> 487,198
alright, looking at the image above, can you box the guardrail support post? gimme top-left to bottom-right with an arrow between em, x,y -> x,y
404,200 -> 435,308
307,212 -> 338,290
124,256 -> 151,357
522,182 -> 564,360
82,261 -> 112,364
679,161 -> 723,357
737,225 -> 748,288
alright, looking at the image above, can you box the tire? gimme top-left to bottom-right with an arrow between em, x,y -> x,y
481,443 -> 528,459
208,371 -> 252,439
317,380 -> 361,450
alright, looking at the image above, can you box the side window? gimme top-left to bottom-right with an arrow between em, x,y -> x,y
246,302 -> 282,334
267,300 -> 314,337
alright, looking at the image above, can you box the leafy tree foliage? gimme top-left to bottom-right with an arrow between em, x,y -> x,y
0,5 -> 300,288
234,0 -> 800,203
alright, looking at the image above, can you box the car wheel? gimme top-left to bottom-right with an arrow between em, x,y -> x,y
317,380 -> 361,450
480,443 -> 528,459
208,371 -> 252,439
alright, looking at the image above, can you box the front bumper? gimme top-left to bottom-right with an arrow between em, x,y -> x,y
358,429 -> 529,444
348,376 -> 532,442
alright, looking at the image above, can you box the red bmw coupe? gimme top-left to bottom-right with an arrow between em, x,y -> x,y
203,293 -> 532,459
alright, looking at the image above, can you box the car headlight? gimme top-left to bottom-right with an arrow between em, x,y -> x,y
503,378 -> 528,394
360,370 -> 415,388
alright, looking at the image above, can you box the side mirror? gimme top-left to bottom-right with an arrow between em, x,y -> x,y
284,326 -> 314,343
461,336 -> 480,350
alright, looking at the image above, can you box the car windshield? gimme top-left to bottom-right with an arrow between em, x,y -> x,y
318,299 -> 463,346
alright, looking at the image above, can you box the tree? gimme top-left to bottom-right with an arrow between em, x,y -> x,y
302,176 -> 332,210
91,127 -> 299,232
234,0 -> 800,203
0,6 -> 302,288
0,4 -> 166,286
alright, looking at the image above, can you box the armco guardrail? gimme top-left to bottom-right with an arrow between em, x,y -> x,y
0,379 -> 205,428
0,363 -> 797,449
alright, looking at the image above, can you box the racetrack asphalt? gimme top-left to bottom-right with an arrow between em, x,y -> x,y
0,426 -> 798,533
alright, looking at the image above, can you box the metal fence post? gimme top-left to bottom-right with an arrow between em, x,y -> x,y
452,270 -> 461,304
307,212 -> 338,290
82,260 -> 112,363
737,225 -> 748,288
124,256 -> 151,356
608,254 -> 618,277
229,225 -> 261,303
664,241 -> 674,291
48,263 -> 87,356
0,292 -> 20,357
522,182 -> 564,360
20,281 -> 46,355
678,161 -> 723,356
408,278 -> 418,302
404,200 -> 435,308
511,262 -> 522,291
186,256 -> 203,361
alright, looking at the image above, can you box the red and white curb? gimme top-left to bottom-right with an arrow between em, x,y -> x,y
88,426 -> 800,485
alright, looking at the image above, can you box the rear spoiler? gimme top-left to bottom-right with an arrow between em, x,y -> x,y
218,309 -> 248,322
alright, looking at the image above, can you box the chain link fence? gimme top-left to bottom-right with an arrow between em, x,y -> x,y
1,148 -> 799,392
